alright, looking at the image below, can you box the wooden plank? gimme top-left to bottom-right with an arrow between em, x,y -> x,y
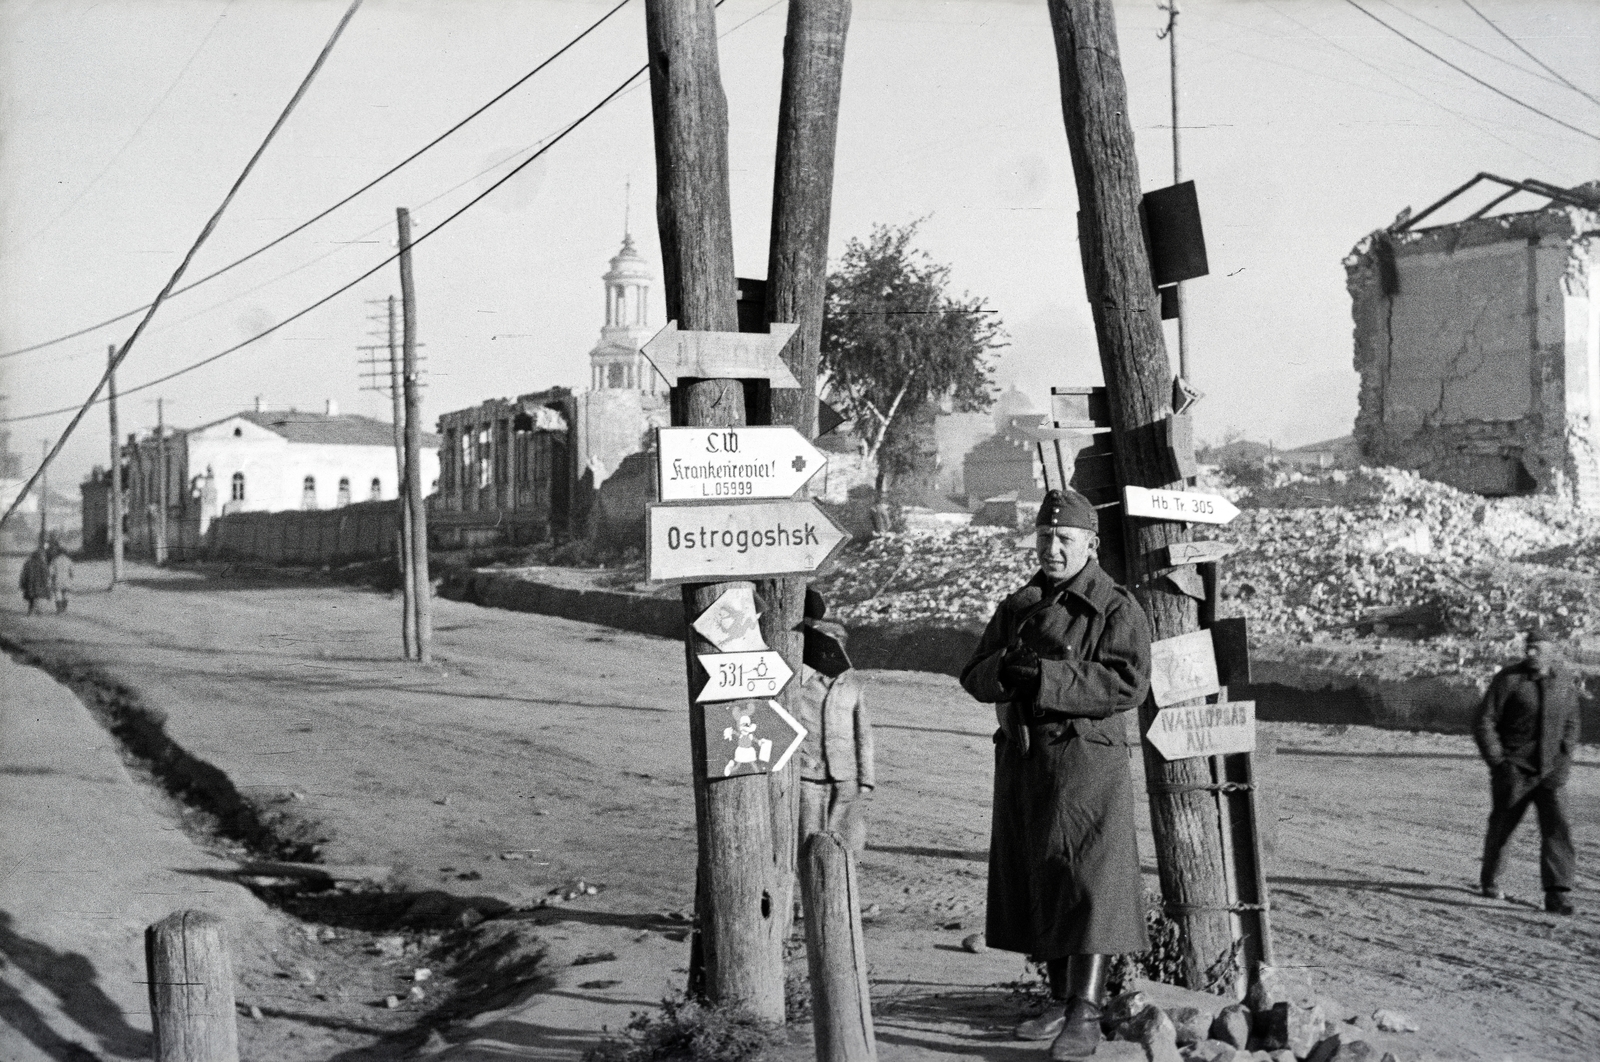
641,320 -> 802,387
1149,628 -> 1221,707
1049,385 -> 1110,428
800,833 -> 878,1062
1164,413 -> 1197,480
1162,565 -> 1206,600
1147,700 -> 1255,759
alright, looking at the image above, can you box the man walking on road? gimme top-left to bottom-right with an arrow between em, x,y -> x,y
1476,627 -> 1580,915
960,489 -> 1152,1061
47,536 -> 74,614
18,546 -> 50,614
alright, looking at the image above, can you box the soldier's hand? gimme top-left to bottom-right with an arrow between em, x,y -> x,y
1000,645 -> 1041,697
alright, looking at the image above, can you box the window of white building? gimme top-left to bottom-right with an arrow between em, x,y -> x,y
302,475 -> 317,510
231,472 -> 245,502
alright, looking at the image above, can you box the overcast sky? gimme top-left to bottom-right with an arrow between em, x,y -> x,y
2,0 -> 1598,491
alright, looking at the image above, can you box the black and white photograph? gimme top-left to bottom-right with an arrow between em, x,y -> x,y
0,1 -> 1596,1060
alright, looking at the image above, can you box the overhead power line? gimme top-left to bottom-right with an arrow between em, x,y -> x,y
0,0 -> 365,528
0,0 -> 632,362
2,0 -> 778,429
1376,0 -> 1569,92
1339,0 -> 1600,143
1460,0 -> 1600,111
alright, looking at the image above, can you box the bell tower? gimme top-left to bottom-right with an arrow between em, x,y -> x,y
588,187 -> 658,392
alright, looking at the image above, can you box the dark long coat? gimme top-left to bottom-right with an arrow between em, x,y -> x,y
1474,660 -> 1581,794
961,561 -> 1152,959
18,550 -> 50,602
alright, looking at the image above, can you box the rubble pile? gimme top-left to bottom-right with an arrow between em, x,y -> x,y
815,467 -> 1600,677
1094,967 -> 1428,1062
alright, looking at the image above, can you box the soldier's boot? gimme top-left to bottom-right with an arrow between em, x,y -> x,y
1014,1001 -> 1067,1041
1048,955 -> 1107,1061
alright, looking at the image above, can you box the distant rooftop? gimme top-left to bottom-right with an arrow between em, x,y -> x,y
188,409 -> 441,447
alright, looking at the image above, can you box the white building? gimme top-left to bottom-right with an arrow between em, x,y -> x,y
123,401 -> 440,556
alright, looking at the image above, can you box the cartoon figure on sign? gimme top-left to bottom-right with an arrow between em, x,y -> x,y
723,714 -> 774,776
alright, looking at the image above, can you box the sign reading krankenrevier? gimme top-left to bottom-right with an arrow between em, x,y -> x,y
657,426 -> 826,502
646,500 -> 850,583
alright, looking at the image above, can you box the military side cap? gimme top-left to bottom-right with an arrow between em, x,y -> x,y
1035,488 -> 1097,533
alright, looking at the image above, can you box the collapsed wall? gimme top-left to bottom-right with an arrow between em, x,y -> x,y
1345,202 -> 1600,507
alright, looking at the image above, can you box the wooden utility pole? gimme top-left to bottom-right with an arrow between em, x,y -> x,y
646,0 -> 785,1022
108,345 -> 124,583
156,398 -> 170,565
1045,0 -> 1233,988
38,439 -> 49,548
397,209 -> 432,664
388,295 -> 417,658
758,0 -> 852,942
1160,0 -> 1189,381
145,910 -> 239,1062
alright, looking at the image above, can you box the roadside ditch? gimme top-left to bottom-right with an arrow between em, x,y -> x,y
1,632 -> 554,1062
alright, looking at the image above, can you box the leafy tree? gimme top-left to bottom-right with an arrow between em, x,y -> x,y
820,221 -> 1005,502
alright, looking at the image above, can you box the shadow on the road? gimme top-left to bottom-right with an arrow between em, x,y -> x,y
1277,747 -> 1481,762
873,989 -> 1040,1060
1269,875 -> 1497,910
875,722 -> 994,739
868,844 -> 987,863
0,912 -> 151,1061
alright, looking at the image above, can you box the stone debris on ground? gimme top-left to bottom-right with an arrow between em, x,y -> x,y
1092,977 -> 1426,1062
810,466 -> 1600,681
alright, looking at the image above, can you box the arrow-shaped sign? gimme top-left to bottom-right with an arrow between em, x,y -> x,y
1146,701 -> 1256,761
1124,485 -> 1240,525
696,649 -> 794,703
658,427 -> 827,502
706,699 -> 807,778
641,321 -> 801,388
647,499 -> 851,583
693,587 -> 767,652
1158,540 -> 1238,566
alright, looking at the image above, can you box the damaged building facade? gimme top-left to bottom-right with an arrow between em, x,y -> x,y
1346,179 -> 1600,506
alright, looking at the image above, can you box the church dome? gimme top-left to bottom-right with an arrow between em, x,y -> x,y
604,233 -> 654,284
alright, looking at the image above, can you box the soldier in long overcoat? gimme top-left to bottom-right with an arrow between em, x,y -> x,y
1475,627 -> 1581,914
961,489 -> 1151,1061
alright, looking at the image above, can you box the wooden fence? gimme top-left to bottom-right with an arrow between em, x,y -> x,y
208,500 -> 401,566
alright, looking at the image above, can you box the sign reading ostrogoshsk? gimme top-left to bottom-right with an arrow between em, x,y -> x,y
646,499 -> 850,583
657,427 -> 826,502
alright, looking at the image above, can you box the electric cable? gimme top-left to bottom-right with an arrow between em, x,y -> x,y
1460,0 -> 1600,110
1,0 -> 364,528
1373,0 -> 1571,93
1339,0 -> 1600,143
0,0 -> 632,361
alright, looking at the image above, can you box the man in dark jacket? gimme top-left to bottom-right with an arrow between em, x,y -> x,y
961,489 -> 1152,1061
1475,627 -> 1581,915
19,546 -> 50,614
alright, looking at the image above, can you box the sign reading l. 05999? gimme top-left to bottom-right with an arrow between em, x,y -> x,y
657,426 -> 827,502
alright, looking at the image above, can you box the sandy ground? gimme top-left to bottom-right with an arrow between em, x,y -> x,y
1,558 -> 1597,1061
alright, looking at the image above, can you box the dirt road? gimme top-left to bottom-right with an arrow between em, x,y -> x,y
1,558 -> 1596,1061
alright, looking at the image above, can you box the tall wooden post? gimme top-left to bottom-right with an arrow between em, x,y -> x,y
145,910 -> 239,1062
108,345 -> 124,582
800,833 -> 876,1062
397,209 -> 432,664
37,439 -> 49,549
156,398 -> 169,566
388,295 -> 417,659
646,0 -> 784,1022
1045,0 -> 1232,988
758,0 -> 852,943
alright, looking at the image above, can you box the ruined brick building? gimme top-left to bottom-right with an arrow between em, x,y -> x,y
1346,177 -> 1600,506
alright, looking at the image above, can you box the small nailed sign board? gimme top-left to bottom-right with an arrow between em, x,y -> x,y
696,650 -> 794,703
693,587 -> 767,652
1150,628 -> 1221,707
657,427 -> 826,502
646,500 -> 850,583
1124,486 -> 1240,526
1160,540 -> 1237,566
1147,701 -> 1256,761
705,699 -> 806,779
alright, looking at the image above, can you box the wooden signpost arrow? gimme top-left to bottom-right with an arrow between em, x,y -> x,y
647,499 -> 850,583
642,321 -> 802,388
1159,540 -> 1237,567
1124,485 -> 1240,525
705,699 -> 807,778
697,650 -> 795,703
658,426 -> 827,502
1147,701 -> 1257,760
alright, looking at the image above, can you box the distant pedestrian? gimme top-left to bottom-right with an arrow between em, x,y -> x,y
47,540 -> 74,614
19,547 -> 50,614
1476,627 -> 1580,915
796,618 -> 875,854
